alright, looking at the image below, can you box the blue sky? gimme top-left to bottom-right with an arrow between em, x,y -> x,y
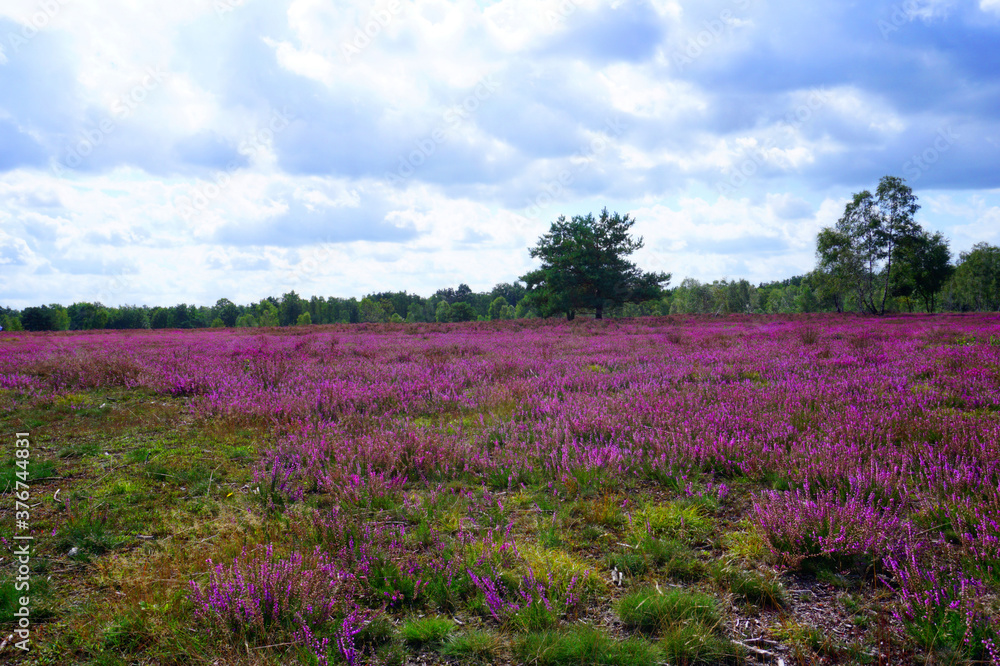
1,0 -> 999,308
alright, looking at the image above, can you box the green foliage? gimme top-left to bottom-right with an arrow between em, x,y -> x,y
488,296 -> 510,320
0,312 -> 24,331
214,298 -> 239,327
816,175 -> 924,315
20,304 -> 70,331
892,231 -> 953,312
449,301 -> 477,322
660,622 -> 743,665
210,317 -> 225,328
944,242 -> 1000,311
439,629 -> 502,660
278,291 -> 304,326
633,501 -> 714,544
513,599 -> 559,632
257,301 -> 279,327
435,300 -> 451,323
401,616 -> 454,646
710,562 -> 787,608
608,538 -> 705,581
521,208 -> 670,320
296,312 -> 312,326
516,626 -> 663,666
617,587 -> 720,632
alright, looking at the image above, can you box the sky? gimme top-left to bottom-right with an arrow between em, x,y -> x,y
1,0 -> 999,308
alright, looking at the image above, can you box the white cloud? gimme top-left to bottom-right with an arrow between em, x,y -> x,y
981,0 -> 1000,14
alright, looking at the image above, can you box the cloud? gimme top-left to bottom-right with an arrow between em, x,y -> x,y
0,0 -> 998,308
214,194 -> 418,246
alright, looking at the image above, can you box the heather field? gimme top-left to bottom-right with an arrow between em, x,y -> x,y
2,315 -> 1000,666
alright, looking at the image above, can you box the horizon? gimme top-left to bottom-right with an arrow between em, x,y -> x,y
2,0 -> 999,309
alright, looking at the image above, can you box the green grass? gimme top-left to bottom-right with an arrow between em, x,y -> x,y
439,629 -> 502,660
516,626 -> 662,666
617,587 -> 721,633
634,501 -> 715,544
0,457 -> 57,489
401,616 -> 455,646
660,622 -> 743,665
710,562 -> 787,608
608,537 -> 706,581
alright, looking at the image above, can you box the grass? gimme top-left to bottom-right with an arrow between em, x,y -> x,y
617,587 -> 721,632
6,319 -> 998,665
633,501 -> 715,544
710,561 -> 787,608
660,622 -> 743,665
515,626 -> 663,666
607,537 -> 706,581
401,616 -> 455,646
439,629 -> 502,660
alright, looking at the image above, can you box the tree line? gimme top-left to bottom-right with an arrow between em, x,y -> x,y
2,178 -> 997,332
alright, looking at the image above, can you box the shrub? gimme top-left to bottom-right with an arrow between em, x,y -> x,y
189,545 -> 369,664
752,488 -> 903,567
799,326 -> 820,344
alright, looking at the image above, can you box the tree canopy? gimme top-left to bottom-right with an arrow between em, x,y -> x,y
816,175 -> 923,315
520,209 -> 671,320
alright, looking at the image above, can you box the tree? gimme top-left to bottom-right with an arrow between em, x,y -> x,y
296,312 -> 312,326
892,231 -> 953,312
172,303 -> 192,328
358,298 -> 393,323
150,307 -> 171,329
816,175 -> 921,315
279,291 -> 304,326
0,313 -> 23,331
946,243 -> 1000,311
214,298 -> 239,327
257,301 -> 279,327
435,301 -> 452,323
108,305 -> 150,330
449,301 -> 477,322
521,209 -> 671,320
68,302 -> 109,330
488,296 -> 509,321
21,305 -> 68,331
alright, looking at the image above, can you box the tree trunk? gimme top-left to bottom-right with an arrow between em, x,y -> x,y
566,310 -> 575,321
595,304 -> 603,320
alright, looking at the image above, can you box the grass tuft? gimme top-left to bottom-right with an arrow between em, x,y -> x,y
516,626 -> 662,666
401,616 -> 455,646
617,587 -> 720,633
